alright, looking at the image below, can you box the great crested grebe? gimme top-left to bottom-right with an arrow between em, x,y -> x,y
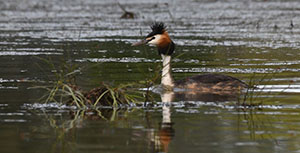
132,22 -> 248,93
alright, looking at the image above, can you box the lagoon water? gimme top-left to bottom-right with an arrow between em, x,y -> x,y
1,0 -> 300,152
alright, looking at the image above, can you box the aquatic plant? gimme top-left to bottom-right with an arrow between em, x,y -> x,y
236,71 -> 290,108
40,79 -> 148,109
35,55 -> 156,109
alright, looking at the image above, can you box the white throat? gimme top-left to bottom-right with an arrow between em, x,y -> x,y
161,55 -> 174,89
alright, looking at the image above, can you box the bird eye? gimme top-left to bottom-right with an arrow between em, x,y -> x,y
151,37 -> 155,40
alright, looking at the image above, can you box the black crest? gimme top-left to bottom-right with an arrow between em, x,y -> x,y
146,22 -> 166,38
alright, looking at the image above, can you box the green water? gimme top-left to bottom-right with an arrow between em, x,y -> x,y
1,0 -> 300,153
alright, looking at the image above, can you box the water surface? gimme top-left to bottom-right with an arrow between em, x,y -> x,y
1,0 -> 300,153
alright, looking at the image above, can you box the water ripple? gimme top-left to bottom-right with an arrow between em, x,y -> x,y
21,101 -> 293,112
0,51 -> 62,56
76,57 -> 159,63
173,67 -> 300,73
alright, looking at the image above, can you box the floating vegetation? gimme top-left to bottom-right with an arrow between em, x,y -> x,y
34,56 -> 157,110
37,79 -> 150,109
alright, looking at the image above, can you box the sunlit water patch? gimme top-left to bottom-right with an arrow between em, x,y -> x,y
172,67 -> 300,73
76,57 -> 159,63
21,101 -> 289,112
0,86 -> 18,89
231,60 -> 300,66
255,85 -> 300,93
0,119 -> 27,123
0,78 -> 47,85
0,51 -> 62,56
0,104 -> 8,108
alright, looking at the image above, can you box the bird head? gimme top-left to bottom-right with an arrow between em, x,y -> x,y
132,22 -> 175,56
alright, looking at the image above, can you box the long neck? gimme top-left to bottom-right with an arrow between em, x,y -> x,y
161,55 -> 174,89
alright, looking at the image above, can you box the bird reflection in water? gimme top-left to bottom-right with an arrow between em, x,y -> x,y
149,91 -> 175,153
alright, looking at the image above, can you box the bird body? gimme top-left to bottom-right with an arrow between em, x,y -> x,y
133,22 -> 247,93
175,73 -> 247,92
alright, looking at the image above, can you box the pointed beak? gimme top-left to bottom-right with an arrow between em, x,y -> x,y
131,39 -> 149,46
